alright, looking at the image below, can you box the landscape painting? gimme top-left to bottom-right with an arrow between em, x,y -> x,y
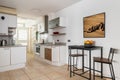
83,13 -> 105,38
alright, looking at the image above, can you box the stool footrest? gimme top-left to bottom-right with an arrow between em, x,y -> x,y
95,75 -> 112,79
71,71 -> 89,79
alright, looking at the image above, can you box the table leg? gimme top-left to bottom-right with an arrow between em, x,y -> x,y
89,50 -> 91,80
69,48 -> 72,77
101,47 -> 103,78
82,50 -> 84,72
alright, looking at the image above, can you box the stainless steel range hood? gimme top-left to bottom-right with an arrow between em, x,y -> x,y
40,15 -> 48,34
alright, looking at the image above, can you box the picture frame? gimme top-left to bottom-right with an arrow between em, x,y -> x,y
83,12 -> 105,38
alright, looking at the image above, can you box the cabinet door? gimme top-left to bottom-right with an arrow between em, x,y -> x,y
45,48 -> 52,61
40,45 -> 44,58
52,46 -> 59,62
0,19 -> 3,33
59,46 -> 66,64
0,13 -> 9,35
0,48 -> 10,67
8,15 -> 17,27
11,47 -> 26,65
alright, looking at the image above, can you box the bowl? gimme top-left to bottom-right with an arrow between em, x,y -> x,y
84,44 -> 94,48
53,32 -> 59,34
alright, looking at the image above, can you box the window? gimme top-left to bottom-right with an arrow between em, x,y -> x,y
18,29 -> 27,40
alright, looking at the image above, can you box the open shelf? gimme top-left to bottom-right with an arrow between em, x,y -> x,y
0,35 -> 13,37
49,26 -> 66,29
8,27 -> 16,29
40,31 -> 48,34
51,33 -> 66,36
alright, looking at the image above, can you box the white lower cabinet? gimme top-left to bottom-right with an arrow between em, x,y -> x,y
0,46 -> 26,72
52,46 -> 59,63
40,45 -> 45,58
11,47 -> 26,65
42,46 -> 66,66
0,48 -> 10,67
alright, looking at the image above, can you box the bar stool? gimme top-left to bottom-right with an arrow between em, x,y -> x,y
68,48 -> 84,77
93,48 -> 116,80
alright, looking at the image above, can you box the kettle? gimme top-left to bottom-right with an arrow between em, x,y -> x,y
1,39 -> 7,46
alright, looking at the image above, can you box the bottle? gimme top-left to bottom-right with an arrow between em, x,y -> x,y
42,39 -> 44,44
52,40 -> 55,44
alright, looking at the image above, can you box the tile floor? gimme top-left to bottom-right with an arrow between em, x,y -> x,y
0,54 -> 110,80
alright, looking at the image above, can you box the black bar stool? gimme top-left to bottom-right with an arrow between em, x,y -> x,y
93,48 -> 116,80
68,47 -> 84,77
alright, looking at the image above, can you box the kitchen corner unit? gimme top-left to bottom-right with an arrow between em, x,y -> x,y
0,45 -> 26,72
40,44 -> 66,66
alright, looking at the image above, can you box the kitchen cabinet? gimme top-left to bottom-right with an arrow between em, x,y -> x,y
8,15 -> 17,27
0,48 -> 10,67
0,13 -> 17,35
52,46 -> 66,65
0,46 -> 26,72
49,17 -> 65,28
11,47 -> 26,65
59,46 -> 66,64
52,46 -> 59,63
41,45 -> 66,66
45,48 -> 52,61
0,13 -> 9,35
40,45 -> 45,58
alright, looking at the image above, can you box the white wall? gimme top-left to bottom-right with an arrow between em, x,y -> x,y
48,0 -> 120,79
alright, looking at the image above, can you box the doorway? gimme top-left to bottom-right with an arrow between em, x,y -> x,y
14,18 -> 38,56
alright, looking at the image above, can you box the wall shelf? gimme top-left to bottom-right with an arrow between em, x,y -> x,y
40,31 -> 48,34
49,26 -> 66,29
51,33 -> 66,36
0,35 -> 13,37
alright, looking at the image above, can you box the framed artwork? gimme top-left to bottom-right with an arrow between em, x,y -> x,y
83,12 -> 105,38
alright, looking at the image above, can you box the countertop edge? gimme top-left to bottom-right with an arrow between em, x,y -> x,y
0,45 -> 27,47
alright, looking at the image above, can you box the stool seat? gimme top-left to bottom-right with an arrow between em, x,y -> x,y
94,57 -> 112,64
69,54 -> 83,57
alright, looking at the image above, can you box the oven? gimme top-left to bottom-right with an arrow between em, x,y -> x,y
35,44 -> 40,55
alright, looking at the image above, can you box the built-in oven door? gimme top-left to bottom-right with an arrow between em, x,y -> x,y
35,44 -> 40,55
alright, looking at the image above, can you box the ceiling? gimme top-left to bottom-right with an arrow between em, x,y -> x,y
0,0 -> 81,19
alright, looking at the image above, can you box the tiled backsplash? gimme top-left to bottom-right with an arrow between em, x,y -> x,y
0,36 -> 14,45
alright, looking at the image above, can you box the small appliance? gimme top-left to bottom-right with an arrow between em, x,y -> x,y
1,39 -> 7,46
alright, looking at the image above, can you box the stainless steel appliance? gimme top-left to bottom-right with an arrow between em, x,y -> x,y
1,39 -> 7,46
35,44 -> 40,55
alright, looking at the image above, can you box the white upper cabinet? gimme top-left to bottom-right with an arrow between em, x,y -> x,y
0,13 -> 17,35
0,13 -> 9,35
8,15 -> 17,27
49,17 -> 65,29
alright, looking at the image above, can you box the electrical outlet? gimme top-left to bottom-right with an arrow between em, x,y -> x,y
57,40 -> 59,42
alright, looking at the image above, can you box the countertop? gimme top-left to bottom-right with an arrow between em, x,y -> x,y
0,44 -> 27,48
36,42 -> 66,46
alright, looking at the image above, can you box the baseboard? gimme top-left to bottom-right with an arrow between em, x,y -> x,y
0,63 -> 25,72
